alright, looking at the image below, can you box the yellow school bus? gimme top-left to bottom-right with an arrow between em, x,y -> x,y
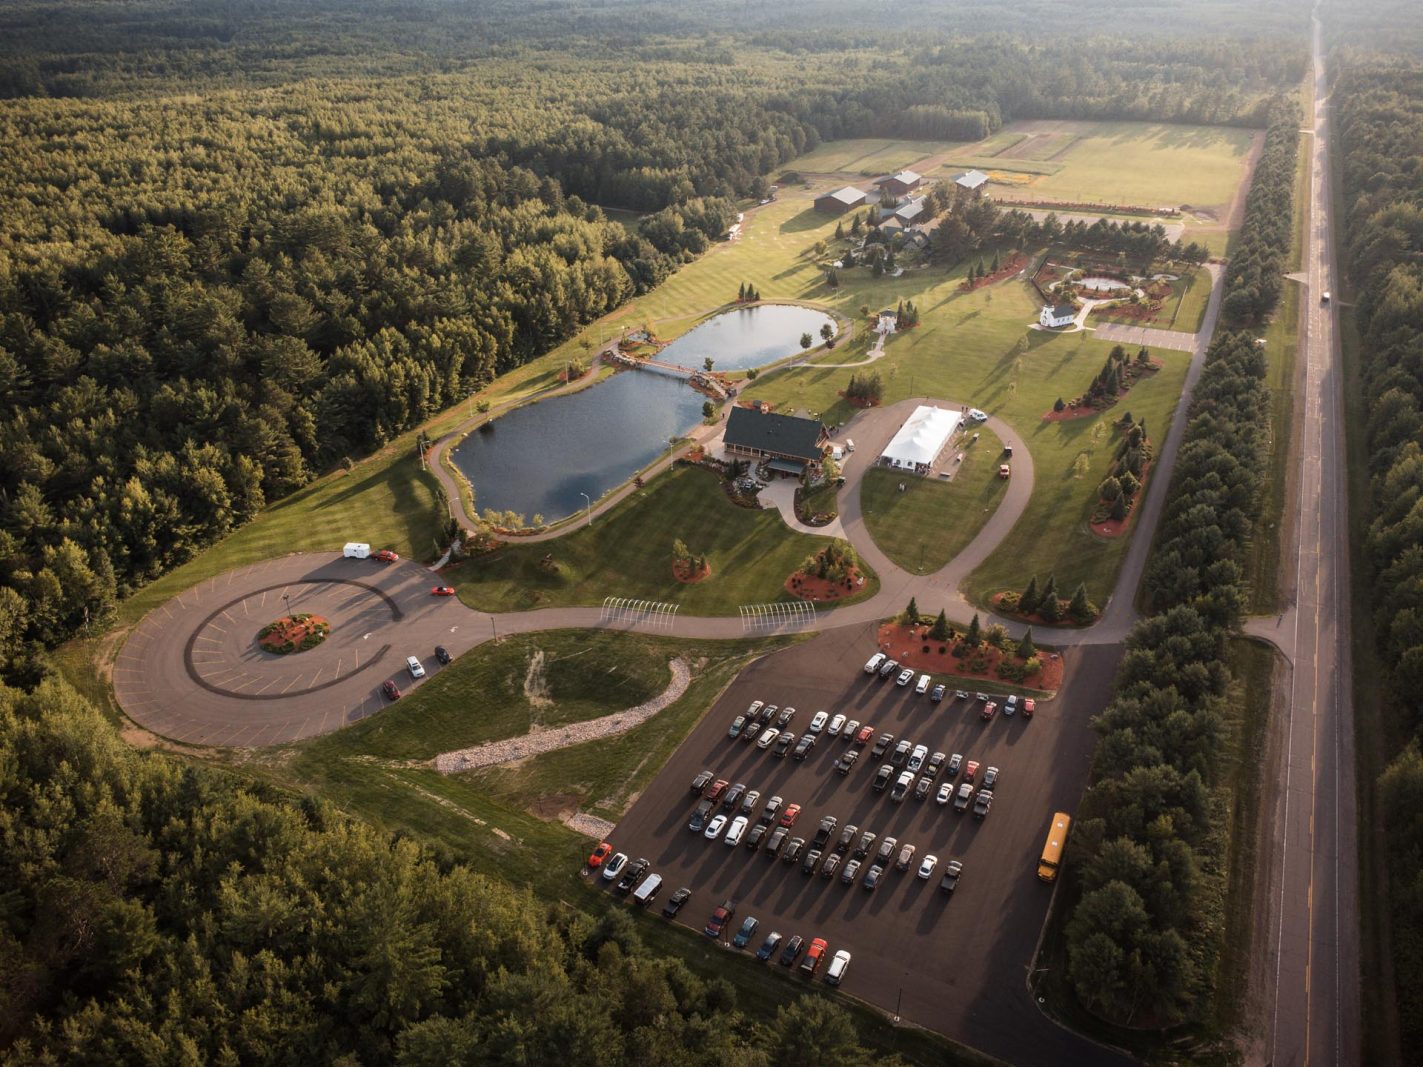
1037,812 -> 1071,883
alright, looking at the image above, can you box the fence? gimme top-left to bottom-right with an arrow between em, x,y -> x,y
739,600 -> 818,633
600,597 -> 680,633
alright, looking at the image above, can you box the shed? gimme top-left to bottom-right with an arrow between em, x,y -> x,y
814,186 -> 867,214
954,169 -> 989,191
876,170 -> 924,197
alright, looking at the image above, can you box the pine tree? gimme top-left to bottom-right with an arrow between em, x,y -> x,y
930,609 -> 950,640
991,253 -> 1000,272
1019,575 -> 1039,614
905,596 -> 920,623
738,282 -> 746,301
1016,627 -> 1036,660
965,613 -> 982,647
1110,494 -> 1128,521
1054,397 -> 1066,413
835,221 -> 845,240
1038,575 -> 1060,621
1069,583 -> 1093,620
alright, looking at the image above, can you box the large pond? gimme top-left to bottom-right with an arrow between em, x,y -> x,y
657,303 -> 836,372
452,304 -> 835,522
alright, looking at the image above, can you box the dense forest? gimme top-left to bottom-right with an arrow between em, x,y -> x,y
1335,50 -> 1423,1054
1059,102 -> 1294,1025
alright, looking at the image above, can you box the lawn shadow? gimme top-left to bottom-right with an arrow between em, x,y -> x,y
779,207 -> 836,235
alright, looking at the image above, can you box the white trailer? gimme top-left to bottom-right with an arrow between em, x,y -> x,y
343,542 -> 371,559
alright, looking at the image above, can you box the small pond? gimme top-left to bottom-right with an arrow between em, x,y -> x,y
453,304 -> 837,522
657,303 -> 836,372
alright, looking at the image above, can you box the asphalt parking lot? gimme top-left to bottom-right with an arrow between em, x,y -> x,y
604,620 -> 1131,1067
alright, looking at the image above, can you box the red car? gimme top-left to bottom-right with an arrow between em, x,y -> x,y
799,937 -> 828,976
588,842 -> 613,869
374,549 -> 399,563
980,700 -> 997,721
779,803 -> 802,828
854,725 -> 874,745
965,760 -> 980,782
431,586 -> 456,596
382,680 -> 401,701
1023,698 -> 1036,718
705,778 -> 730,803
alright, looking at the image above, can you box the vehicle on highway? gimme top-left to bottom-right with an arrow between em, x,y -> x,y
821,852 -> 842,879
745,823 -> 768,851
662,886 -> 691,917
431,585 -> 456,597
826,948 -> 852,986
812,816 -> 838,849
732,916 -> 759,949
800,937 -> 828,975
601,852 -> 628,882
874,837 -> 897,866
878,658 -> 900,679
827,713 -> 846,737
746,700 -> 764,722
936,782 -> 953,805
434,645 -> 452,665
965,760 -> 980,782
855,724 -> 875,745
777,706 -> 796,727
691,769 -> 714,794
757,727 -> 780,749
779,803 -> 802,827
1004,695 -> 1019,717
972,789 -> 994,819
779,934 -> 805,966
756,932 -> 783,961
873,764 -> 894,792
587,842 -> 613,868
907,744 -> 928,772
918,854 -> 938,879
783,837 -> 805,864
792,733 -> 816,760
843,718 -> 860,740
1023,698 -> 1036,718
758,704 -> 777,725
853,831 -> 876,860
895,668 -> 915,687
616,857 -> 649,893
871,733 -> 894,758
706,778 -> 729,802
840,858 -> 862,885
1321,290 -> 1331,304
983,766 -> 999,789
802,848 -> 822,875
834,749 -> 859,775
1038,813 -> 1072,882
940,860 -> 962,894
724,815 -> 749,846
914,776 -> 933,801
915,673 -> 931,695
864,652 -> 886,674
728,715 -> 748,739
955,690 -> 970,701
947,753 -> 963,777
765,826 -> 789,858
382,680 -> 401,701
688,800 -> 714,832
981,700 -> 997,721
761,795 -> 783,823
891,770 -> 914,802
953,782 -> 973,812
930,684 -> 946,703
809,710 -> 829,733
926,751 -> 946,778
704,814 -> 728,840
835,824 -> 858,853
722,783 -> 746,810
739,789 -> 761,817
862,865 -> 884,891
705,900 -> 736,938
374,549 -> 399,563
773,732 -> 795,758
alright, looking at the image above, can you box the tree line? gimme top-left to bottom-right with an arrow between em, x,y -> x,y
1220,99 -> 1300,326
1335,52 -> 1423,1052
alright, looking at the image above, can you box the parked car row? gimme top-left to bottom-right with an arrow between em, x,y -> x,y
703,906 -> 853,984
861,653 -> 1036,718
588,840 -> 692,914
380,645 -> 453,700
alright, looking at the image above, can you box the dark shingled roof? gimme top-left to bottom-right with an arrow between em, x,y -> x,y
724,407 -> 825,463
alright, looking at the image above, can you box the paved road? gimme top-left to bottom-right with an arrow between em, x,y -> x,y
1258,17 -> 1361,1066
1092,322 -> 1197,353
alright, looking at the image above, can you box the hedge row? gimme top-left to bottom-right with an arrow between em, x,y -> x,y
1221,99 -> 1302,327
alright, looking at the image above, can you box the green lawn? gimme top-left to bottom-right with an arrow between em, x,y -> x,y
790,138 -> 949,174
859,430 -> 1008,575
449,465 -> 877,614
942,156 -> 1065,177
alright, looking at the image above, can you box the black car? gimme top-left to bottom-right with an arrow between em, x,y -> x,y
782,837 -> 805,864
778,934 -> 805,966
759,704 -> 778,725
776,706 -> 795,728
914,776 -> 933,801
722,783 -> 746,811
926,751 -> 946,779
765,826 -> 789,858
877,658 -> 900,679
773,732 -> 795,758
792,733 -> 816,760
834,824 -> 858,853
802,848 -> 822,875
662,886 -> 691,917
863,864 -> 884,891
853,831 -> 876,860
834,750 -> 859,775
745,823 -> 768,851
434,645 -> 452,665
812,816 -> 838,850
691,770 -> 715,794
871,733 -> 894,759
688,799 -> 714,832
873,763 -> 894,792
874,836 -> 897,867
616,857 -> 649,894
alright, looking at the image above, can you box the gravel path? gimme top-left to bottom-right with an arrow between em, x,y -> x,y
433,658 -> 691,774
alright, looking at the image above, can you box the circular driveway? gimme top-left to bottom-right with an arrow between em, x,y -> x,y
114,555 -> 483,745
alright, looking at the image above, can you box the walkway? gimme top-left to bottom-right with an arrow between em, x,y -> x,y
1094,321 -> 1198,353
757,477 -> 846,539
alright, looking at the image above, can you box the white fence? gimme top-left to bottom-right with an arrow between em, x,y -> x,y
600,597 -> 680,633
739,600 -> 818,633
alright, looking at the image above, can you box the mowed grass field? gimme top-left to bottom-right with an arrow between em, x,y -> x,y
790,138 -> 951,174
448,465 -> 878,614
859,427 -> 1009,575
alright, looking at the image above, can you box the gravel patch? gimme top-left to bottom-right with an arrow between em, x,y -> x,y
563,813 -> 616,839
433,658 -> 691,774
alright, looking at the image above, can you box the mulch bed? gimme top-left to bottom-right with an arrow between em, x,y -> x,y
1040,360 -> 1162,422
839,392 -> 880,408
258,614 -> 330,655
1090,458 -> 1153,539
673,559 -> 712,584
986,595 -> 1093,630
785,567 -> 866,602
874,621 -> 1063,691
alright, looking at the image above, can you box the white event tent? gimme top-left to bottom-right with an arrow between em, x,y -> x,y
880,405 -> 963,472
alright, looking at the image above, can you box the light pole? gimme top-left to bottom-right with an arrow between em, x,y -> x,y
282,592 -> 292,618
580,491 -> 592,526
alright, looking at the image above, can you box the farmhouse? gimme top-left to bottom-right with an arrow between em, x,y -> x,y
1040,303 -> 1078,328
879,405 -> 963,474
875,170 -> 923,197
886,197 -> 925,226
814,186 -> 867,214
723,407 -> 827,476
953,169 -> 989,191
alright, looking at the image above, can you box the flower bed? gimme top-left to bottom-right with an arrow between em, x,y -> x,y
874,621 -> 1063,691
257,613 -> 330,654
672,558 -> 712,583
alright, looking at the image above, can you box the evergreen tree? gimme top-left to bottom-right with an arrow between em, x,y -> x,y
1054,397 -> 1066,413
991,253 -> 1000,272
930,609 -> 950,640
738,281 -> 746,301
965,612 -> 982,646
1017,627 -> 1036,659
1110,494 -> 1128,521
1019,575 -> 1040,614
905,596 -> 920,623
1069,582 -> 1093,620
1038,575 -> 1061,621
834,221 -> 844,240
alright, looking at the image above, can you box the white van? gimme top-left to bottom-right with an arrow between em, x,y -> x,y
406,656 -> 426,679
864,652 -> 886,674
632,872 -> 663,906
845,438 -> 855,452
826,949 -> 852,985
915,673 -> 931,695
830,445 -> 844,462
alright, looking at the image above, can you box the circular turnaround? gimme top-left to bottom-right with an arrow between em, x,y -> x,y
113,554 -> 481,746
257,614 -> 331,654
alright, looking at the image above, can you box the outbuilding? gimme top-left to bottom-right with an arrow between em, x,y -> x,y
953,169 -> 989,191
876,170 -> 924,197
879,406 -> 963,474
814,186 -> 867,214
